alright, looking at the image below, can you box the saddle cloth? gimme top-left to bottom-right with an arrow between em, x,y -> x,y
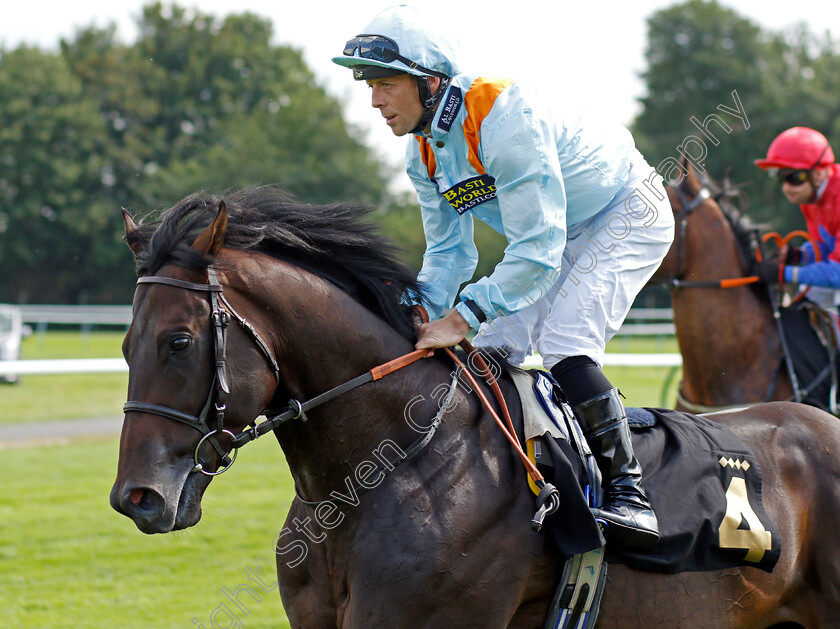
512,370 -> 782,574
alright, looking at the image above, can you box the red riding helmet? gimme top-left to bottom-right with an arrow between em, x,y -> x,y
755,127 -> 835,171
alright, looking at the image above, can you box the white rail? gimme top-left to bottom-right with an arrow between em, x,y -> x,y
0,358 -> 129,375
0,354 -> 682,377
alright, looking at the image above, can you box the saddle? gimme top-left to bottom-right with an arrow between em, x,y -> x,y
511,370 -> 782,629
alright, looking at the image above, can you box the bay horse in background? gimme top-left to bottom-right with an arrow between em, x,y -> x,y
652,162 -> 800,412
111,186 -> 840,627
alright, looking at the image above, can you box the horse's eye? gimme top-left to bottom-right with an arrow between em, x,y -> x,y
170,335 -> 192,353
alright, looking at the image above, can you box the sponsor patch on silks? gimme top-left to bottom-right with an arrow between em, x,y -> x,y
436,86 -> 463,132
442,175 -> 497,215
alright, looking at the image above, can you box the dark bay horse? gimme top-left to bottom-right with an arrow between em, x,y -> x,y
111,187 -> 840,627
653,164 -> 798,412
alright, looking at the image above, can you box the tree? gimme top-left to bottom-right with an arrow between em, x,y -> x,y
0,3 -> 394,304
633,0 -> 840,233
0,46 -> 120,302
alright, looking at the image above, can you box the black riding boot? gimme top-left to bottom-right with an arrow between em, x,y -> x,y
574,388 -> 660,547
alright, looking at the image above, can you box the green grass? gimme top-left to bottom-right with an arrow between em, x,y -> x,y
20,330 -> 127,360
1,435 -> 293,629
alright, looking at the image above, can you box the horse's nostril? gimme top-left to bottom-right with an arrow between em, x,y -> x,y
129,488 -> 144,506
121,486 -> 164,518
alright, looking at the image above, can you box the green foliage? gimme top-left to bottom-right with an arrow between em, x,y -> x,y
0,2 -> 391,305
633,0 -> 840,234
0,46 -> 120,302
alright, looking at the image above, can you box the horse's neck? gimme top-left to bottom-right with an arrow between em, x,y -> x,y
672,214 -> 784,405
260,261 -> 463,507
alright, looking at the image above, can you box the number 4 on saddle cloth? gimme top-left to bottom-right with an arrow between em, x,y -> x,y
510,370 -> 782,629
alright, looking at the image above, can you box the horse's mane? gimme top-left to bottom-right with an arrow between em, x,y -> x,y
128,185 -> 423,340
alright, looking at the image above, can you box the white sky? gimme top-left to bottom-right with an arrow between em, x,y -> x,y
2,1 -> 838,189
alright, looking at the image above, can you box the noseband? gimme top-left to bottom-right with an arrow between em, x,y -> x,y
123,267 -> 281,476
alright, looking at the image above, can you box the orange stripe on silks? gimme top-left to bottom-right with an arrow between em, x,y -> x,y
415,136 -> 437,181
462,77 -> 513,175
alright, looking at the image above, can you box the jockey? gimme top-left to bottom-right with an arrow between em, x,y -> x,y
333,5 -> 674,548
752,127 -> 840,310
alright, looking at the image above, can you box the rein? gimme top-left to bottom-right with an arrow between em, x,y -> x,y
124,267 -> 559,527
442,340 -> 559,530
292,370 -> 460,508
229,348 -> 430,450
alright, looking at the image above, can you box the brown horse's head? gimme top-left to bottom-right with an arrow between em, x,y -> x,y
110,187 -> 422,534
652,156 -> 754,284
111,204 -> 280,533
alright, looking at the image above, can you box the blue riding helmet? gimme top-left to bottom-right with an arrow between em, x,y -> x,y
332,5 -> 461,80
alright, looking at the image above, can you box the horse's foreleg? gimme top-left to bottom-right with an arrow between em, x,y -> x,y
275,500 -> 338,628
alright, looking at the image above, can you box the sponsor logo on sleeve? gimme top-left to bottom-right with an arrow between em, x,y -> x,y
436,87 -> 463,132
442,175 -> 497,214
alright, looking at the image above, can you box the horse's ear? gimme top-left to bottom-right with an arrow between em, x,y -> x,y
191,201 -> 228,256
122,208 -> 145,254
680,153 -> 700,189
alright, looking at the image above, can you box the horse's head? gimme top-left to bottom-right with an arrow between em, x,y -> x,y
111,187 -> 424,534
653,157 -> 707,280
111,204 -> 279,533
653,156 -> 753,284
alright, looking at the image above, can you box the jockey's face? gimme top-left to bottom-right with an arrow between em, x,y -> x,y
781,167 -> 831,205
781,178 -> 816,204
367,74 -> 425,137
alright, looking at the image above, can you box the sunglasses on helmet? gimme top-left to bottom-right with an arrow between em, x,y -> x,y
342,34 -> 446,78
776,169 -> 810,187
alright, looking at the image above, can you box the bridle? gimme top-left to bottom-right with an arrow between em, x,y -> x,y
121,265 -> 437,479
123,267 -> 281,475
652,181 -> 761,290
667,184 -> 712,286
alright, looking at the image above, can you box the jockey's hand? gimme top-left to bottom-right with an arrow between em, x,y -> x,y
772,245 -> 801,265
415,309 -> 471,355
817,225 -> 836,259
750,260 -> 783,285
